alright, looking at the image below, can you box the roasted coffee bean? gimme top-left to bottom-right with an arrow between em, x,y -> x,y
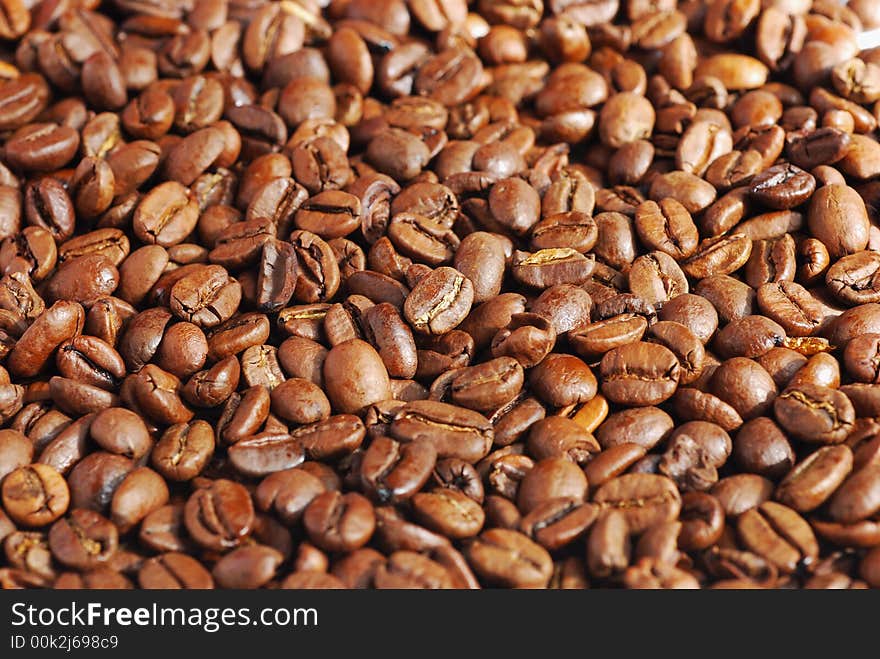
228,431 -> 305,478
2,464 -> 69,527
682,234 -> 753,279
303,491 -> 375,553
749,164 -> 816,210
129,365 -> 194,426
776,445 -> 853,513
774,384 -> 855,444
826,251 -> 880,306
585,505 -> 630,577
511,248 -> 595,288
404,267 -> 474,335
756,282 -> 824,337
183,479 -> 253,552
169,265 -> 241,328
744,235 -> 797,289
323,339 -> 391,414
529,353 -> 597,409
517,456 -> 588,514
715,316 -> 785,359
527,416 -> 599,464
56,336 -> 125,391
181,355 -> 240,408
737,502 -> 818,573
110,466 -> 169,534
292,414 -> 365,462
593,474 -> 681,534
48,509 -> 117,570
491,313 -> 557,368
360,436 -> 436,504
151,420 -> 215,482
390,400 -> 492,463
8,301 -> 84,378
807,184 -> 869,259
255,468 -> 325,527
711,473 -> 774,517
466,528 -> 552,588
411,489 -> 485,539
634,199 -> 698,260
629,251 -> 689,307
212,544 -> 283,589
90,408 -> 151,460
139,552 -> 214,589
733,417 -> 794,479
207,313 -> 271,361
569,314 -> 648,360
600,342 -> 680,406
826,464 -> 880,524
595,406 -> 673,451
678,492 -> 725,551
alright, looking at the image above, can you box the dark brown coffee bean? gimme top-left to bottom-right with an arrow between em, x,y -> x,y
139,552 -> 214,589
183,479 -> 254,552
749,164 -> 816,210
776,445 -> 852,514
711,473 -> 773,517
756,281 -> 824,337
151,420 -> 214,482
465,528 -> 552,588
169,265 -> 241,328
807,184 -> 869,259
404,267 -> 474,335
90,407 -> 151,460
360,436 -> 436,504
228,431 -> 305,478
600,342 -> 680,406
737,501 -> 818,573
48,509 -> 117,570
303,491 -> 375,552
594,474 -> 681,534
733,417 -> 794,479
207,313 -> 271,362
826,464 -> 880,524
2,464 -> 69,527
826,251 -> 880,306
634,199 -> 698,260
774,384 -> 854,444
391,400 -> 493,463
682,234 -> 753,279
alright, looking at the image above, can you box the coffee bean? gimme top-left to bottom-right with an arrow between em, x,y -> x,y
466,528 -> 552,588
807,184 -> 869,259
48,509 -> 117,570
151,420 -> 215,482
774,384 -> 855,444
600,342 -> 680,406
139,552 -> 214,589
213,544 -> 283,589
169,265 -> 241,328
593,474 -> 681,533
303,491 -> 375,552
827,464 -> 880,524
390,400 -> 492,463
2,464 -> 69,527
737,501 -> 818,573
678,492 -> 725,551
184,479 -> 254,552
404,267 -> 474,335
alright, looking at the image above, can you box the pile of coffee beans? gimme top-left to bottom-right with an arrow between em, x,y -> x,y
1,0 -> 880,590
